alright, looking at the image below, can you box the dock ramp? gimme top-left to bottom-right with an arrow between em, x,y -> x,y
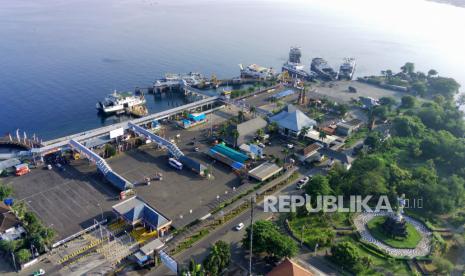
69,139 -> 132,191
128,122 -> 184,159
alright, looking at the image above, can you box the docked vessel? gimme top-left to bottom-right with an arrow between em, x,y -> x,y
281,47 -> 313,80
338,58 -> 356,80
310,58 -> 338,81
96,91 -> 146,115
239,64 -> 274,79
154,72 -> 207,90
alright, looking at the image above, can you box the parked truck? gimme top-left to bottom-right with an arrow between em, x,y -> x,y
15,164 -> 30,176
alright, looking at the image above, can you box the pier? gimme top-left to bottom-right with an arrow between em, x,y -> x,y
33,88 -> 221,157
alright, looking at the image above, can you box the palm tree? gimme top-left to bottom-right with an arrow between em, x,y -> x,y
283,148 -> 290,163
218,123 -> 228,138
427,69 -> 438,78
319,131 -> 327,141
249,106 -> 257,117
232,129 -> 239,148
299,126 -> 310,140
203,241 -> 231,275
256,128 -> 265,140
237,111 -> 245,122
267,121 -> 278,134
386,69 -> 393,80
182,259 -> 204,276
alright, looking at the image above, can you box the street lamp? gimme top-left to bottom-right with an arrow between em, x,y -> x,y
249,195 -> 256,276
97,203 -> 104,221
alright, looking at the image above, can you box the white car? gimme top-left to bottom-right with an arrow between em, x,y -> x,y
296,177 -> 310,189
287,144 -> 294,149
258,143 -> 266,148
235,222 -> 245,231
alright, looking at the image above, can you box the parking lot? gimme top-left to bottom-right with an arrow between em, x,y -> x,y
4,162 -> 118,240
108,119 -> 254,229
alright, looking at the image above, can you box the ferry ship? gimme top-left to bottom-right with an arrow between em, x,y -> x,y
239,64 -> 274,79
338,58 -> 356,80
281,47 -> 313,80
310,58 -> 338,81
96,91 -> 146,115
154,72 -> 207,89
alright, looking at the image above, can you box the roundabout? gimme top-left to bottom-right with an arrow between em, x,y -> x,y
354,212 -> 432,257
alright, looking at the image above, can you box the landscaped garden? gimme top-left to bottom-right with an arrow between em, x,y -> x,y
366,216 -> 422,249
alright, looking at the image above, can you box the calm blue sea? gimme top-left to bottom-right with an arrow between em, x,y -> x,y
1,0 -> 464,140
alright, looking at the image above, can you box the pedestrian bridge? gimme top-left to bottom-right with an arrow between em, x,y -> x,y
128,122 -> 184,159
69,139 -> 133,191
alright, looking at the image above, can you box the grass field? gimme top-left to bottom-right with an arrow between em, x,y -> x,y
367,216 -> 422,249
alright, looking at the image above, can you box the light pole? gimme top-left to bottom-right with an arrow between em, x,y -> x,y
97,203 -> 104,221
300,225 -> 305,246
249,195 -> 256,276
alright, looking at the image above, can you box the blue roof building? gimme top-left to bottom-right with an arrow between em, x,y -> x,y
270,105 -> 317,137
112,196 -> 172,235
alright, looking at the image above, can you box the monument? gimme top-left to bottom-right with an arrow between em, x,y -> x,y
381,194 -> 408,238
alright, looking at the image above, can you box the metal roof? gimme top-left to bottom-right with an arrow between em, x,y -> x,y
112,196 -> 171,230
0,158 -> 21,171
248,162 -> 283,181
270,107 -> 317,133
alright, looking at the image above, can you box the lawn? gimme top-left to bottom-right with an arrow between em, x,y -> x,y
367,216 -> 422,249
343,127 -> 369,148
288,214 -> 345,248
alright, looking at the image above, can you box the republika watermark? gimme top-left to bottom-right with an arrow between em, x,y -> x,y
263,195 -> 423,213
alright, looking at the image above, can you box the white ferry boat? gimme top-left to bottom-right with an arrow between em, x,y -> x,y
96,91 -> 146,115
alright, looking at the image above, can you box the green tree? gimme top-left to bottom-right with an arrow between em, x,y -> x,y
372,105 -> 388,120
401,95 -> 416,108
385,69 -> 393,79
182,258 -> 204,276
267,122 -> 279,134
0,184 -> 13,201
305,175 -> 332,205
256,129 -> 265,140
336,104 -> 348,116
427,69 -> 438,78
299,126 -> 310,140
457,93 -> 465,106
218,123 -> 229,137
319,131 -> 327,141
15,248 -> 31,264
231,129 -> 239,148
242,220 -> 298,259
0,240 -> 18,253
432,256 -> 453,275
392,116 -> 425,137
103,144 -> 116,158
428,76 -> 460,99
249,106 -> 257,117
237,111 -> 245,122
401,62 -> 415,75
203,240 -> 231,275
411,81 -> 427,97
331,241 -> 368,273
364,131 -> 383,150
379,96 -> 397,111
11,201 -> 27,220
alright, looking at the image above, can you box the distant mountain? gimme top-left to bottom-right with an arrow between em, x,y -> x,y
428,0 -> 465,7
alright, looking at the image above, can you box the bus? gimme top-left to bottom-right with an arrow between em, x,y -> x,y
168,158 -> 183,170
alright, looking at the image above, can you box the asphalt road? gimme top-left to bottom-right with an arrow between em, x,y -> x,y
149,167 -> 329,276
